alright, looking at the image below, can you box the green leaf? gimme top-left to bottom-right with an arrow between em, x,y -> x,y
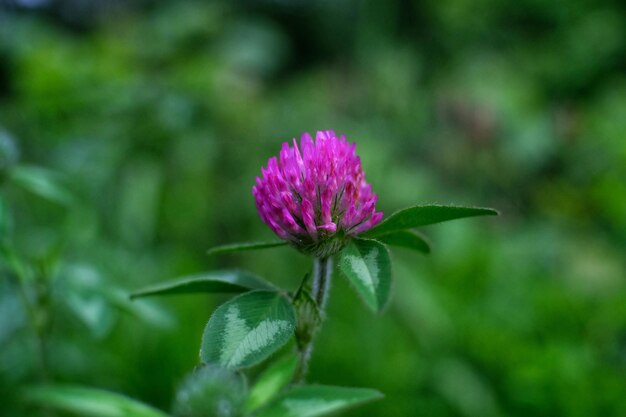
255,385 -> 383,417
362,205 -> 498,237
246,354 -> 298,412
0,195 -> 9,236
130,270 -> 274,300
64,292 -> 115,338
338,238 -> 392,313
58,264 -> 172,335
10,165 -> 74,205
22,385 -> 169,417
207,241 -> 288,256
201,290 -> 296,369
0,242 -> 30,282
375,230 -> 431,254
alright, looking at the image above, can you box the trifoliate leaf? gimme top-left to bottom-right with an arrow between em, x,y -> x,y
255,384 -> 383,417
207,241 -> 287,256
363,205 -> 498,237
201,290 -> 296,369
130,270 -> 274,299
375,230 -> 431,254
338,238 -> 392,313
246,354 -> 298,412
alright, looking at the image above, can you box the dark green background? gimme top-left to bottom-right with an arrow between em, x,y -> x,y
1,0 -> 625,416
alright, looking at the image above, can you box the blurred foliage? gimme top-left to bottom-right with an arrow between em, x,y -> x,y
173,366 -> 247,417
0,0 -> 625,416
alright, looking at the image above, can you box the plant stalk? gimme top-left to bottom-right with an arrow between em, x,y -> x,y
294,257 -> 332,383
9,269 -> 50,383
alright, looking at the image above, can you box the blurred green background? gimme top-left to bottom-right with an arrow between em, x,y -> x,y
1,0 -> 626,416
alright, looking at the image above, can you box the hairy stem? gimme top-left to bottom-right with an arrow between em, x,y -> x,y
294,257 -> 333,383
311,257 -> 332,310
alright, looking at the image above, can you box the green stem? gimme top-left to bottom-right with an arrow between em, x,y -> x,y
10,263 -> 55,416
3,242 -> 50,383
9,270 -> 49,382
294,257 -> 332,383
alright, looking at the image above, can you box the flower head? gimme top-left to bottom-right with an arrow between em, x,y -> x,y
253,130 -> 383,257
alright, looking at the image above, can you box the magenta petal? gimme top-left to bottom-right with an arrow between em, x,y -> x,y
317,223 -> 337,233
353,211 -> 383,235
253,130 -> 383,245
301,198 -> 318,240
